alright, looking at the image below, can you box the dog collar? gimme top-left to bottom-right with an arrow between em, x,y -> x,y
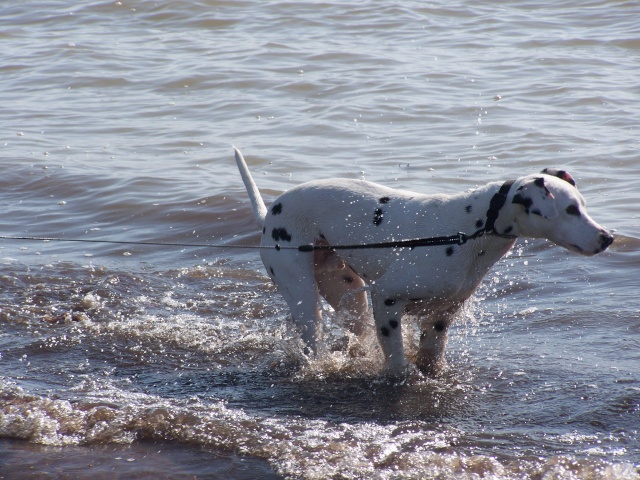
473,179 -> 517,240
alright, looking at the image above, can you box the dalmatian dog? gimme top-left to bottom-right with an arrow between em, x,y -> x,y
234,148 -> 613,376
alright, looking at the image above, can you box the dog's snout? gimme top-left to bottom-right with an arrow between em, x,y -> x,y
599,230 -> 614,250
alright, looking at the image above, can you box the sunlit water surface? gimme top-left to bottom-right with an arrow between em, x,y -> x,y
1,1 -> 639,478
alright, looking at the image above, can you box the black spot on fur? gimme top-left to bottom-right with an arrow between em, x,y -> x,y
475,219 -> 484,229
373,208 -> 384,226
465,205 -> 472,213
446,246 -> 455,257
269,267 -> 275,276
434,321 -> 446,333
272,228 -> 292,242
512,193 -> 533,213
389,319 -> 399,329
384,298 -> 395,306
380,326 -> 390,337
271,203 -> 283,215
343,275 -> 354,283
566,204 -> 581,217
379,196 -> 390,204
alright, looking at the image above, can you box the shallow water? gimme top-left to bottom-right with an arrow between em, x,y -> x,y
1,1 -> 639,478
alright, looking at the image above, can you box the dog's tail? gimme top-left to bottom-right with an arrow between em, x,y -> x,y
234,147 -> 267,227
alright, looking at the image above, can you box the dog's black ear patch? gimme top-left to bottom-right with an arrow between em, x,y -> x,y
465,205 -> 472,213
271,203 -> 283,215
512,193 -> 532,213
541,168 -> 577,187
373,208 -> 384,226
379,196 -> 391,204
272,227 -> 292,242
534,177 -> 553,197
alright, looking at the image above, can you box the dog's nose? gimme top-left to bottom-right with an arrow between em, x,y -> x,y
599,230 -> 614,250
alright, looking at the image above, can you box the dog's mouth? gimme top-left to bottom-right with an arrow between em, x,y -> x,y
570,243 -> 585,254
552,240 -> 595,256
566,237 -> 613,256
550,228 -> 613,256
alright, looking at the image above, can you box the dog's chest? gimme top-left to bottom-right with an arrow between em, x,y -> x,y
339,234 -> 512,300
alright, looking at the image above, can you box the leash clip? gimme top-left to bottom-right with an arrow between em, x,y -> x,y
457,232 -> 468,245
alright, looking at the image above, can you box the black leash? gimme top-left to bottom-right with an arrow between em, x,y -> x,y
0,235 -> 263,250
296,232 -> 470,252
1,181 -> 517,254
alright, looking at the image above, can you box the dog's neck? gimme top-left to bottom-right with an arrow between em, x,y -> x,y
462,180 -> 518,242
478,179 -> 517,238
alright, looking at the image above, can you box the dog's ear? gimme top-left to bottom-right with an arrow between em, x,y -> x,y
541,168 -> 577,188
512,177 -> 559,219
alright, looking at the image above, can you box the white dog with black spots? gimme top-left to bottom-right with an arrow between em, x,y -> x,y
234,148 -> 613,376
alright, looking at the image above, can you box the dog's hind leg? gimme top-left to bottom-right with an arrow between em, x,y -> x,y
263,250 -> 324,355
313,248 -> 369,336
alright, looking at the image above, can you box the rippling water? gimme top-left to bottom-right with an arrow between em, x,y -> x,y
1,1 -> 639,478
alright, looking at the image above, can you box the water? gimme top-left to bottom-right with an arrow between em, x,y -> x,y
1,1 -> 639,478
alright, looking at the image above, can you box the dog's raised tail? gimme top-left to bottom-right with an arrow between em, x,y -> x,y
234,147 -> 267,227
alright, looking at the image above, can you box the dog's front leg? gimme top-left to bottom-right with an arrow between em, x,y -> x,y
415,306 -> 460,376
371,291 -> 407,375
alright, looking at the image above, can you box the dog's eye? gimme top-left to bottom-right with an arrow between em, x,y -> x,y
566,204 -> 581,217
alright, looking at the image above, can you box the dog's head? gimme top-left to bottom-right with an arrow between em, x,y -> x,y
507,171 -> 613,255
